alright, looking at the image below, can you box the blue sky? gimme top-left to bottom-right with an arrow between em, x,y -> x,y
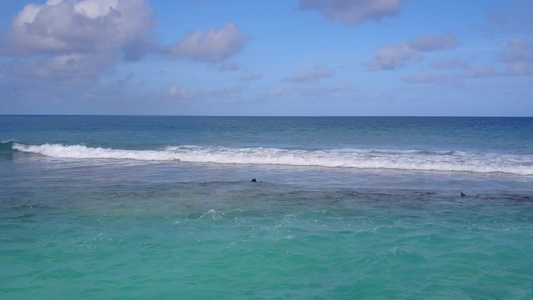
0,0 -> 532,116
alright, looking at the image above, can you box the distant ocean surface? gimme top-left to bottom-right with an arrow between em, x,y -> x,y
1,115 -> 532,299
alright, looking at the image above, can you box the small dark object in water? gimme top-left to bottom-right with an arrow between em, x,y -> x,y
461,192 -> 466,197
251,178 -> 257,182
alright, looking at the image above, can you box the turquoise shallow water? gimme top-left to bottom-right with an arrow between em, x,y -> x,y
1,116 -> 533,299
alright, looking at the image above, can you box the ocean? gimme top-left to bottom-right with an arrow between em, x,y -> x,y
1,115 -> 532,299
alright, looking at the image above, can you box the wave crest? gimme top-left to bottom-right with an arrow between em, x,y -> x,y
11,143 -> 533,175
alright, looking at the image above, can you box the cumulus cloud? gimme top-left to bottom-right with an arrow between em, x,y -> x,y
367,42 -> 421,71
1,0 -> 155,79
1,1 -> 248,81
404,38 -> 533,86
367,32 -> 458,71
403,38 -> 533,87
499,37 -> 533,75
2,0 -> 155,55
407,31 -> 458,52
284,65 -> 334,83
168,23 -> 247,63
11,53 -> 116,80
403,63 -> 505,87
299,0 -> 406,25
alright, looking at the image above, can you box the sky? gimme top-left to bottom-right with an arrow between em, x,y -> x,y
0,0 -> 532,116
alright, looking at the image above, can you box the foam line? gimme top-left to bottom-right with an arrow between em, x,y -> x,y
12,143 -> 533,175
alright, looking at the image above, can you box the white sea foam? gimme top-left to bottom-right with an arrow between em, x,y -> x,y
12,143 -> 533,175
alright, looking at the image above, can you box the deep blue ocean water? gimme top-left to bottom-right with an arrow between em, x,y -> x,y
1,116 -> 532,299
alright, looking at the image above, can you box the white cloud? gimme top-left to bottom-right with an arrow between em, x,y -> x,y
367,42 -> 421,70
367,32 -> 458,71
418,37 -> 533,83
2,0 -> 154,55
407,32 -> 458,52
168,84 -> 199,99
1,1 -> 248,81
284,65 -> 334,83
404,38 -> 533,86
299,0 -> 406,25
402,38 -> 533,87
168,23 -> 247,63
15,53 -> 116,80
499,37 -> 533,75
1,0 -> 155,80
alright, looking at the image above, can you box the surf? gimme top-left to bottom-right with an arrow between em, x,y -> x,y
11,142 -> 533,175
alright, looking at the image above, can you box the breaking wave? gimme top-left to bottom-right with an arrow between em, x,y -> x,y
11,142 -> 533,175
